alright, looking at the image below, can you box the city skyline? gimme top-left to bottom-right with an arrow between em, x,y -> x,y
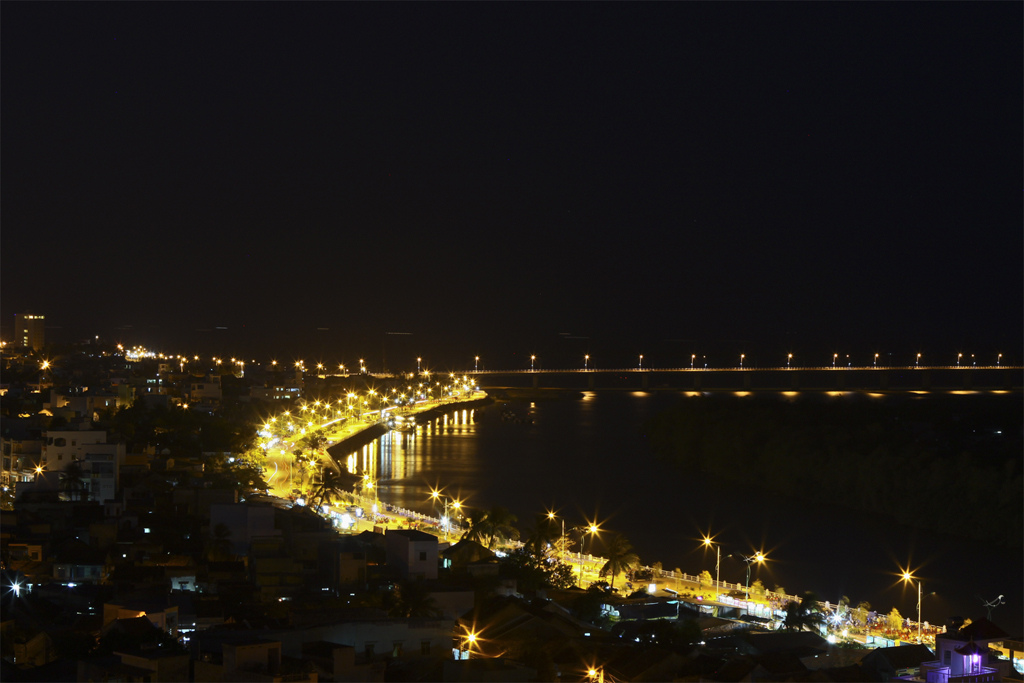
2,3 -> 1021,365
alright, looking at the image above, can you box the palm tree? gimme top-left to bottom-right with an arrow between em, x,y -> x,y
463,506 -> 520,549
523,514 -> 560,558
783,592 -> 826,632
391,581 -> 442,618
308,466 -> 360,512
599,533 -> 640,591
59,460 -> 89,502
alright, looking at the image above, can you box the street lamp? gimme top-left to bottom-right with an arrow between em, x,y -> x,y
702,536 -> 721,594
741,552 -> 766,612
874,353 -> 879,368
997,353 -> 1002,366
787,353 -> 792,369
474,356 -> 479,372
548,511 -> 565,561
739,354 -> 745,368
916,353 -> 921,368
957,353 -> 962,367
902,570 -> 923,644
417,357 -> 421,373
577,523 -> 599,587
584,354 -> 589,370
531,355 -> 536,371
638,354 -> 643,369
691,354 -> 696,369
833,353 -> 838,368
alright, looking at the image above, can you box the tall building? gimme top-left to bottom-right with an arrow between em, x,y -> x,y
14,313 -> 45,351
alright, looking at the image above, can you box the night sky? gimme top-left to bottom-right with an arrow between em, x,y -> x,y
3,3 -> 1021,370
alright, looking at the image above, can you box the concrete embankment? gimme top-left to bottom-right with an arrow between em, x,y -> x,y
325,396 -> 493,460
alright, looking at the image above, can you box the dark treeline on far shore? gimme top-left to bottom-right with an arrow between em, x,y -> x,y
645,392 -> 1023,548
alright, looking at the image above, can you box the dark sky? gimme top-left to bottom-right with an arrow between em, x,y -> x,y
3,3 -> 1021,370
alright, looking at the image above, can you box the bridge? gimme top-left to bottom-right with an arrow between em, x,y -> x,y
465,365 -> 1023,392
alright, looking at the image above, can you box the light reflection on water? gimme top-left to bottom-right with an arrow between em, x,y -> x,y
331,389 -> 1020,635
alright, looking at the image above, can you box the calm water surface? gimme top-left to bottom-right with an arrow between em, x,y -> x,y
344,390 -> 1022,635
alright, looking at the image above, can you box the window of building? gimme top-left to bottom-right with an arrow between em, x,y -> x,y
392,641 -> 404,658
419,551 -> 427,561
54,438 -> 66,447
421,640 -> 431,656
365,642 -> 375,657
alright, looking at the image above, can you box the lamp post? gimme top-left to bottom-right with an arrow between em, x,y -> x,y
874,353 -> 879,368
474,356 -> 479,372
739,354 -> 745,368
703,537 -> 721,594
997,353 -> 1002,366
833,353 -> 838,368
916,353 -> 921,368
584,354 -> 589,370
691,354 -> 696,369
742,552 -> 766,614
638,354 -> 643,369
787,353 -> 792,368
548,511 -> 565,561
531,355 -> 536,371
957,353 -> 962,367
578,524 -> 598,587
902,571 -> 923,644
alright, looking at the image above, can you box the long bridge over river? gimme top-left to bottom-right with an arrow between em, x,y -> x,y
466,365 -> 1023,392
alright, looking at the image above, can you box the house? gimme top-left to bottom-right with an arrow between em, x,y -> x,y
385,529 -> 438,580
910,618 -> 1011,683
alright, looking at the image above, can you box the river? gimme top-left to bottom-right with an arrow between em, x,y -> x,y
345,389 -> 1023,636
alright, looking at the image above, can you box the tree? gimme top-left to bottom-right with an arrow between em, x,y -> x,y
59,460 -> 89,502
599,533 -> 640,591
852,601 -> 871,627
750,578 -> 767,601
391,582 -> 442,618
463,506 -> 520,550
699,570 -> 713,590
523,514 -> 561,558
783,592 -> 826,632
887,607 -> 903,631
308,467 -> 360,512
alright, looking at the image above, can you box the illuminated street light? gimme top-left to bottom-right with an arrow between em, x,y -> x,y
638,354 -> 643,369
577,523 -> 599,586
703,536 -> 721,593
833,353 -> 838,368
902,570 -> 923,644
874,353 -> 879,368
997,353 -> 1002,366
691,354 -> 695,369
916,353 -> 921,368
474,356 -> 479,372
530,355 -> 536,371
787,353 -> 792,369
742,552 -> 766,613
584,354 -> 590,370
957,353 -> 962,367
417,357 -> 422,373
739,354 -> 745,369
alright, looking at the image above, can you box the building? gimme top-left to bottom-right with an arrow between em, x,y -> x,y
14,312 -> 45,351
385,529 -> 438,580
